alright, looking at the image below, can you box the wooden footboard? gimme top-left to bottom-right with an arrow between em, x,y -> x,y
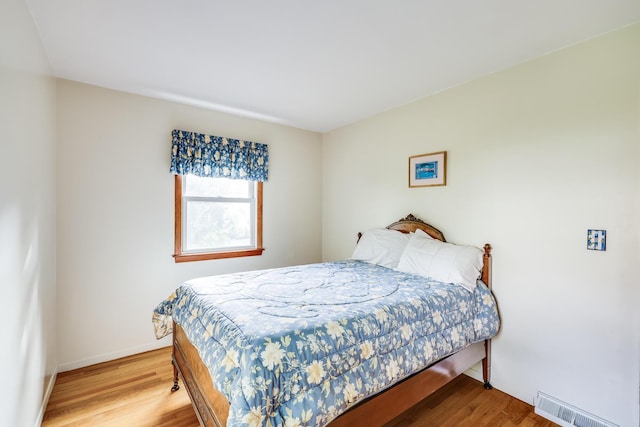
172,322 -> 489,427
173,322 -> 227,427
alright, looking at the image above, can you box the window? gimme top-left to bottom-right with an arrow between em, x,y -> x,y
174,174 -> 263,262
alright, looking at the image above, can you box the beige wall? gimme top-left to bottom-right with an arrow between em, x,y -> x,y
0,0 -> 57,425
56,80 -> 323,370
322,24 -> 640,426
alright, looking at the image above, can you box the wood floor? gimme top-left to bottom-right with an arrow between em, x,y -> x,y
43,346 -> 556,427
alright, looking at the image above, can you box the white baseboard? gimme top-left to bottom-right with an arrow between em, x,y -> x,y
58,336 -> 172,372
464,361 -> 482,381
36,369 -> 58,427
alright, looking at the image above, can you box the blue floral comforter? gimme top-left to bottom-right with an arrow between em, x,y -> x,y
153,260 -> 500,427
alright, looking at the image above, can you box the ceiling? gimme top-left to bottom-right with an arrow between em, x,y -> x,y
25,1 -> 640,132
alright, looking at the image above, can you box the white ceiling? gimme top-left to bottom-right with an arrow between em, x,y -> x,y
26,1 -> 640,132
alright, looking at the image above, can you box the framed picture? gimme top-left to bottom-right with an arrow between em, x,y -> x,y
409,151 -> 447,187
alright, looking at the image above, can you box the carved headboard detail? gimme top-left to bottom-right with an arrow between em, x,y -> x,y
386,214 -> 445,241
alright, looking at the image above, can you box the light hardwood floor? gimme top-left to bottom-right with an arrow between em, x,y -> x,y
43,347 -> 556,426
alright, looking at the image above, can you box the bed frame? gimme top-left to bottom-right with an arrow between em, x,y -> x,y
170,214 -> 494,427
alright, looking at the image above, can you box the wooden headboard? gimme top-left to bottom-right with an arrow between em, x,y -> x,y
358,214 -> 492,288
386,213 -> 445,241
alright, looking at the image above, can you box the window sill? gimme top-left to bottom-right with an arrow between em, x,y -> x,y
173,248 -> 265,263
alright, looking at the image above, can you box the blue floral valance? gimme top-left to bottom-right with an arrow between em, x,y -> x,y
170,129 -> 268,182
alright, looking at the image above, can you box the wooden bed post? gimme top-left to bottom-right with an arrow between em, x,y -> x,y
482,243 -> 493,390
171,327 -> 180,392
481,244 -> 492,288
171,362 -> 180,392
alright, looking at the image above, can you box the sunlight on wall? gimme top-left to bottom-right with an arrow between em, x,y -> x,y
0,206 -> 47,426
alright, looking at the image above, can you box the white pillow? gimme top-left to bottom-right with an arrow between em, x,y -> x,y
351,228 -> 410,268
397,233 -> 483,291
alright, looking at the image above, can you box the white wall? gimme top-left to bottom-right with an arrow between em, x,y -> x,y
0,0 -> 57,426
323,24 -> 640,427
56,80 -> 323,370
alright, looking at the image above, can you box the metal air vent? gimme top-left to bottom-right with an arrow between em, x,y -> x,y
535,392 -> 617,427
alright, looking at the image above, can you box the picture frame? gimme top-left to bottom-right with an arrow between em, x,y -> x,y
409,151 -> 447,187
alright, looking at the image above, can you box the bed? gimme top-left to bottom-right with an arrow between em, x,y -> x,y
153,214 -> 500,427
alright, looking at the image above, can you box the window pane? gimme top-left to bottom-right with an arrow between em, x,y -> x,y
184,175 -> 250,198
185,201 -> 251,251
